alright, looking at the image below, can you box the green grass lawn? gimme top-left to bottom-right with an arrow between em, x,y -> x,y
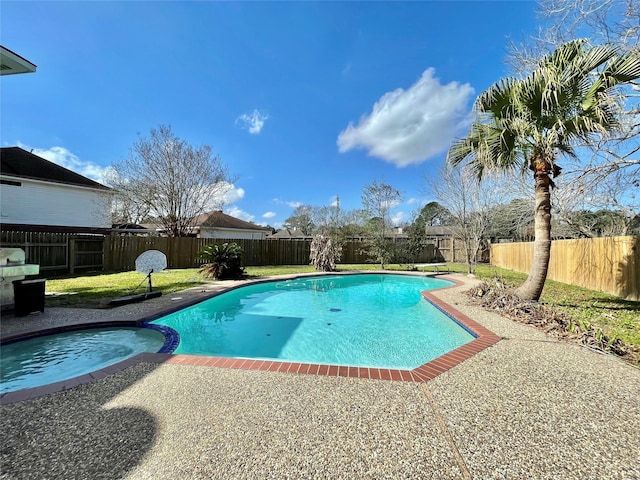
45,269 -> 209,308
444,263 -> 640,348
44,263 -> 639,350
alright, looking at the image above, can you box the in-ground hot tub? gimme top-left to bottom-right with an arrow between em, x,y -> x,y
1,324 -> 179,394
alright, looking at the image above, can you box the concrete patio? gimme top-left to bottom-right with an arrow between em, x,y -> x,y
1,274 -> 638,479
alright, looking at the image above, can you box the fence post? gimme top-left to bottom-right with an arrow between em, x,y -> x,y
102,236 -> 109,272
69,238 -> 76,274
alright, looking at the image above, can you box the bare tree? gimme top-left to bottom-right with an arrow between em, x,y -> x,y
508,0 -> 639,71
339,208 -> 368,239
109,125 -> 233,237
283,205 -> 315,235
361,180 -> 402,269
507,0 -> 640,197
541,0 -> 638,48
279,199 -> 366,268
429,165 -> 506,274
487,198 -> 536,241
497,166 -> 636,239
312,204 -> 341,236
553,168 -> 639,237
308,197 -> 366,240
107,175 -> 151,226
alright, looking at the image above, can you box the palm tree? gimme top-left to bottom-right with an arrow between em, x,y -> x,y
447,39 -> 640,301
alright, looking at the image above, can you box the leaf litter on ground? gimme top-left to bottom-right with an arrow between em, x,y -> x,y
467,277 -> 639,365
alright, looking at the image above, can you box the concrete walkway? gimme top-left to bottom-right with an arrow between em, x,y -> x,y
1,274 -> 639,479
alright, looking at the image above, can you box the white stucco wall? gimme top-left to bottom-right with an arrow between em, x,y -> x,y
199,227 -> 267,240
0,177 -> 111,228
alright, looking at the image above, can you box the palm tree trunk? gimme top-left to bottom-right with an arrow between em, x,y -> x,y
515,168 -> 553,301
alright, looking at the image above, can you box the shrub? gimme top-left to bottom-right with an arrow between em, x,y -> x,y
310,235 -> 342,272
198,242 -> 245,280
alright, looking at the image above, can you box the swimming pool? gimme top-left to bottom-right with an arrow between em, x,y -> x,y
150,274 -> 475,369
0,325 -> 175,394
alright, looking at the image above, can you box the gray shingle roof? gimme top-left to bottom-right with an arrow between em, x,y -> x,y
0,147 -> 110,190
193,210 -> 271,231
268,229 -> 311,239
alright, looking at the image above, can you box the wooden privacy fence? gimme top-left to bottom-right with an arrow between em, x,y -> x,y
104,237 -> 442,272
2,232 -> 445,274
340,241 -> 439,265
432,237 -> 489,263
104,237 -> 313,271
0,231 -> 104,274
491,236 -> 640,300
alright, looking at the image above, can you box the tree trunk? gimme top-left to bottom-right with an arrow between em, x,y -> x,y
515,168 -> 553,301
464,236 -> 473,275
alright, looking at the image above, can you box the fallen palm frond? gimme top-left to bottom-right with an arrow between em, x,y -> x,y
468,278 -> 639,365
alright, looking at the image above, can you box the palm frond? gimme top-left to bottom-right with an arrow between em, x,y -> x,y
447,121 -> 524,179
448,39 -> 640,183
475,78 -> 519,118
447,136 -> 477,167
573,43 -> 619,76
538,38 -> 587,73
596,48 -> 640,90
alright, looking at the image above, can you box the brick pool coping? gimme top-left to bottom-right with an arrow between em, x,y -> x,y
1,275 -> 501,405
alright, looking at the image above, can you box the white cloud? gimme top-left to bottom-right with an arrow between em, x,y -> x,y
256,220 -> 282,229
337,68 -> 474,167
236,109 -> 269,134
225,206 -> 254,222
219,182 -> 245,204
205,182 -> 245,211
19,144 -> 112,184
273,198 -> 302,208
262,211 -> 276,219
391,211 -> 405,226
406,197 -> 420,205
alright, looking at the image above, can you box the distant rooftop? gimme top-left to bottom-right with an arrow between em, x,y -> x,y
193,210 -> 271,231
268,229 -> 312,239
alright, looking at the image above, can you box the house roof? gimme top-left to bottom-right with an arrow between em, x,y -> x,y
112,223 -> 150,230
268,229 -> 311,239
0,46 -> 36,75
0,147 -> 110,190
424,226 -> 453,236
193,210 -> 271,232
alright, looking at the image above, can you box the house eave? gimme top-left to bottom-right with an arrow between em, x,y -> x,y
0,173 -> 111,193
0,223 -> 111,235
199,226 -> 267,235
0,46 -> 37,76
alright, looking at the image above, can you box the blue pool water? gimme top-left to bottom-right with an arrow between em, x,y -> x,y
151,274 -> 474,369
0,327 -> 168,394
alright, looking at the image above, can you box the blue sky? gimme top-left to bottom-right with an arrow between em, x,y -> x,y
1,1 -> 541,229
